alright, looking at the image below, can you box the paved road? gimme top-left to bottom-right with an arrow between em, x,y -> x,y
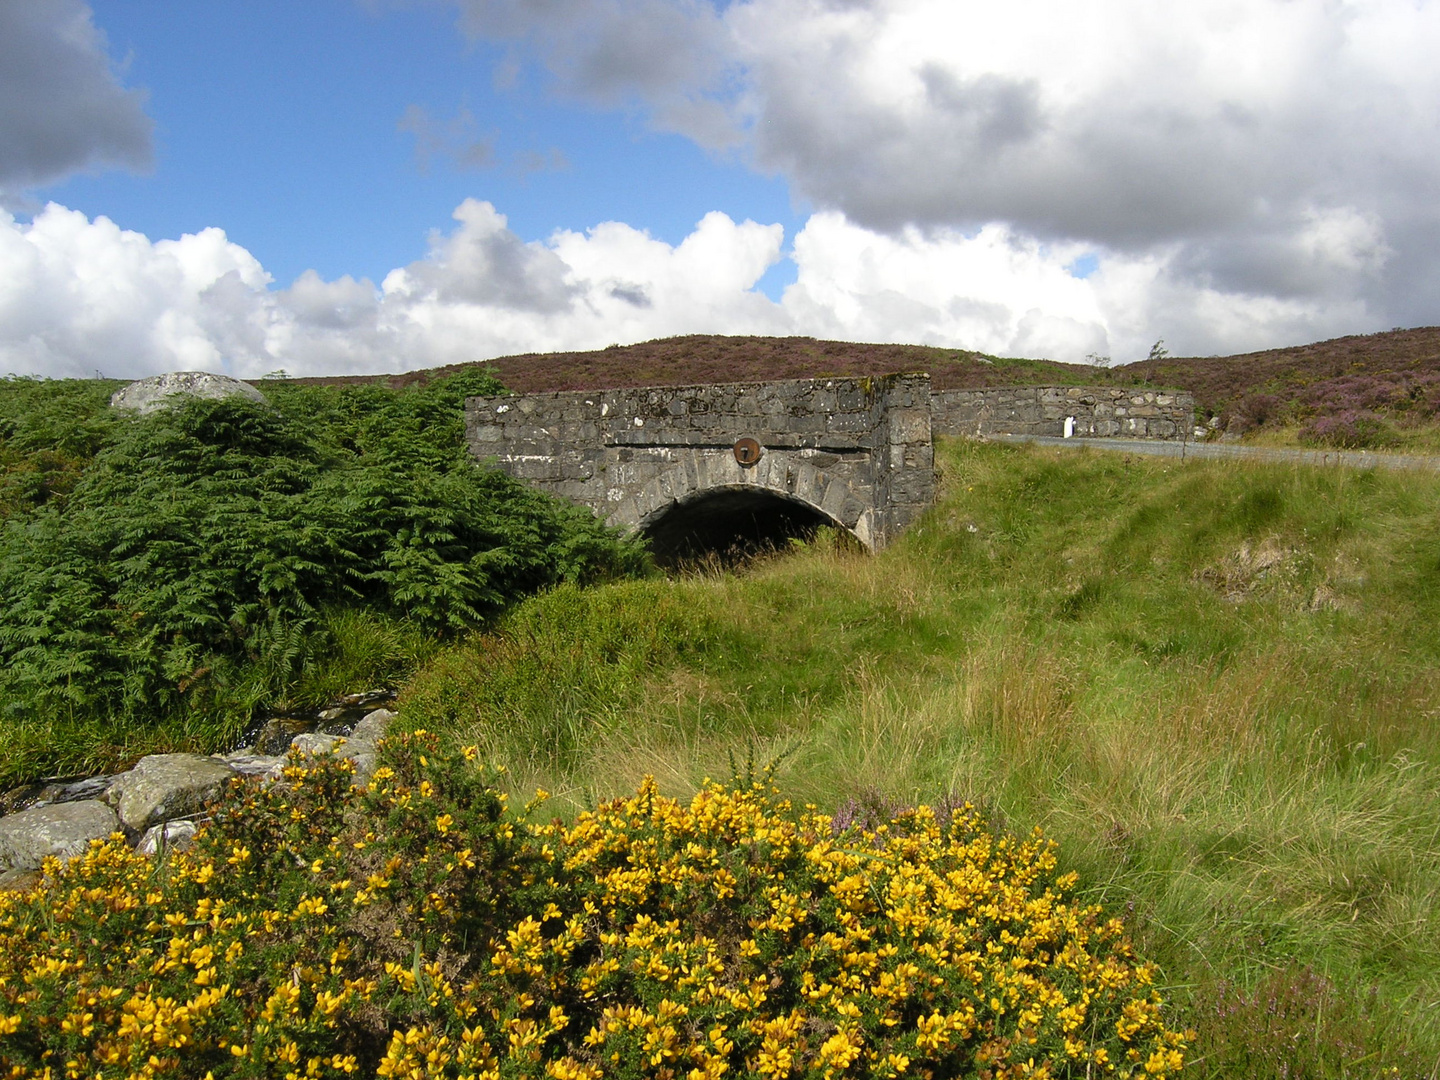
990,434 -> 1440,473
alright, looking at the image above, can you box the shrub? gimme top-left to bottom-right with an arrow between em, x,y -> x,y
0,734 -> 1187,1078
0,376 -> 120,519
0,374 -> 648,783
1298,410 -> 1400,450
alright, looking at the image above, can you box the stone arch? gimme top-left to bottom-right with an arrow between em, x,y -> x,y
606,452 -> 876,554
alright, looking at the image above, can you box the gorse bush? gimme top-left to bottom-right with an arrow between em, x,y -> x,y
0,373 -> 647,783
0,733 -> 1187,1079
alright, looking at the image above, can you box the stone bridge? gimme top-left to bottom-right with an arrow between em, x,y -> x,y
465,375 -> 1195,560
465,374 -> 935,559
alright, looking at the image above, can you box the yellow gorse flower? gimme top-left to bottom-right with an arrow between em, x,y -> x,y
0,735 -> 1185,1078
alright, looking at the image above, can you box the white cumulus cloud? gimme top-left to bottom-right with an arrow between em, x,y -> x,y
443,0 -> 1437,340
0,195 -> 1389,379
0,199 -> 789,379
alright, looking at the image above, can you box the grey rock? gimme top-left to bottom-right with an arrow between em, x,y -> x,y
349,753 -> 378,786
0,774 -> 113,816
334,689 -> 395,708
249,715 -> 318,756
349,708 -> 395,747
290,732 -> 341,756
135,819 -> 200,856
214,752 -> 287,778
333,709 -> 395,772
110,371 -> 267,415
103,754 -> 237,832
51,775 -> 113,803
0,800 -> 120,871
295,708 -> 394,762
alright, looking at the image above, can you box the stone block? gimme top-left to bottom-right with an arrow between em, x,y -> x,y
826,412 -> 870,434
509,457 -> 562,480
888,409 -> 931,444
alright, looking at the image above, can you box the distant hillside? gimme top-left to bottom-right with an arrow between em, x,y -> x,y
288,334 -> 1139,394
1119,326 -> 1440,432
288,325 -> 1440,447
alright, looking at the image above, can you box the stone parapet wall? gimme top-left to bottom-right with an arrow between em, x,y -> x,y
465,374 -> 933,551
933,386 -> 1195,441
465,377 -> 1192,553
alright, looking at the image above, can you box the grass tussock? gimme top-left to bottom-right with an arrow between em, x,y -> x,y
399,438 -> 1440,1076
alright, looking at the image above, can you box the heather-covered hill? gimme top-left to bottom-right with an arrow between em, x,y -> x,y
291,326 -> 1440,448
1121,325 -> 1440,436
289,334 -> 1136,393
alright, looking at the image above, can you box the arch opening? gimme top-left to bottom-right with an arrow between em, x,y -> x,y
641,487 -> 860,568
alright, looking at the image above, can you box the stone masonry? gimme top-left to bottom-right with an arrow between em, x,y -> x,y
933,386 -> 1195,440
467,377 -> 1194,551
465,374 -> 935,551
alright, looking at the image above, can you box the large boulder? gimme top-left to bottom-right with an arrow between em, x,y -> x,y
0,800 -> 120,872
110,371 -> 268,415
103,754 -> 237,832
347,708 -> 395,752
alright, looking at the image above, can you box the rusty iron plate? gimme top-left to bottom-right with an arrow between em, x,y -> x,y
733,437 -> 762,466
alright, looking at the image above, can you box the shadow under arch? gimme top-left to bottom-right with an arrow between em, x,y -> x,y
638,485 -> 865,567
609,455 -> 876,566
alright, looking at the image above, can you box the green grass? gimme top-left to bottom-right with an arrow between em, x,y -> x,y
1243,418 -> 1440,454
400,438 -> 1440,1077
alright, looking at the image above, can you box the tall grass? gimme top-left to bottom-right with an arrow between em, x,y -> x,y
401,439 -> 1440,1075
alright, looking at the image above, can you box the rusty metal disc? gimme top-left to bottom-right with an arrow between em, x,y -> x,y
733,437 -> 762,466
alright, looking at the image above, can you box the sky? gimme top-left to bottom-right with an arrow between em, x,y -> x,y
1,0 -> 1438,380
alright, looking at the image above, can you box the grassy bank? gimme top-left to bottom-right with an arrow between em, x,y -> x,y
401,438 -> 1440,1076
